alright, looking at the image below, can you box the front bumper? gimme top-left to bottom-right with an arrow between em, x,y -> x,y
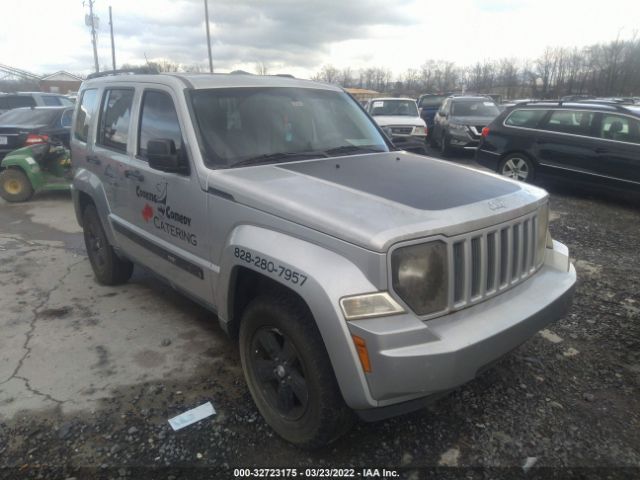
449,129 -> 480,150
347,241 -> 576,417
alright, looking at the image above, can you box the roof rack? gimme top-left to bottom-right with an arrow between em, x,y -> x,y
86,67 -> 159,80
510,99 -> 633,112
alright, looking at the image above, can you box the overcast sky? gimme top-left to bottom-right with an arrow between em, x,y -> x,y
1,0 -> 639,78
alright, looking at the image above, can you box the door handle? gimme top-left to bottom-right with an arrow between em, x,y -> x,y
124,169 -> 145,182
86,155 -> 101,165
595,147 -> 609,154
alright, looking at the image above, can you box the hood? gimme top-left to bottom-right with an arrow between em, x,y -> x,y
450,115 -> 496,125
208,152 -> 547,252
372,115 -> 425,127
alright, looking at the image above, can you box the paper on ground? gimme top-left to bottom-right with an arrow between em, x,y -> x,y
168,401 -> 216,431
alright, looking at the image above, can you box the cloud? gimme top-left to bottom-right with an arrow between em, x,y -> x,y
1,0 -> 640,77
107,0 -> 416,70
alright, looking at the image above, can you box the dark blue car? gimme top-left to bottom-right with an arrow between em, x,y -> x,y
417,94 -> 450,136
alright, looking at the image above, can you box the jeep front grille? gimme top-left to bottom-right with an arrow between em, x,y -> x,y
450,212 -> 541,307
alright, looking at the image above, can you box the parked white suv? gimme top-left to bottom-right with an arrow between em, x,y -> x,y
70,70 -> 575,448
365,97 -> 427,150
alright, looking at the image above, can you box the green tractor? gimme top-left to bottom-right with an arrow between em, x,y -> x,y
0,142 -> 72,203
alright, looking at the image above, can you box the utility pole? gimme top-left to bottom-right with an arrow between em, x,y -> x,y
204,0 -> 213,73
85,0 -> 100,73
109,6 -> 116,70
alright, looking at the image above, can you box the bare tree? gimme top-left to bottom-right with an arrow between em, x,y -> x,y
255,62 -> 269,75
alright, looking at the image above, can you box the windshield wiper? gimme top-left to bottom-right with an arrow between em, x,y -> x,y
231,151 -> 328,168
323,145 -> 385,157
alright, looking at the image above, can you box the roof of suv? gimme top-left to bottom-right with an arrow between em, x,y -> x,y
449,95 -> 493,102
507,101 -> 640,116
82,72 -> 341,92
370,97 -> 416,102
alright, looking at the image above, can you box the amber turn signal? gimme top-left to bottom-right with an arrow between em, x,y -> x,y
352,335 -> 372,373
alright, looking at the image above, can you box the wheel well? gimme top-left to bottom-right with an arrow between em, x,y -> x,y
77,190 -> 95,224
227,266 -> 311,340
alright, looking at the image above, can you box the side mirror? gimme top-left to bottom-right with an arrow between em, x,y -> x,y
147,139 -> 189,174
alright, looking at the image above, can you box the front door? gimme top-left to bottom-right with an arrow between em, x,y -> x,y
117,86 -> 213,305
592,113 -> 640,188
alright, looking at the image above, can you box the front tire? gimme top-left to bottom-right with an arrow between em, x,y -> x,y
239,293 -> 353,448
0,168 -> 34,203
499,154 -> 535,182
82,204 -> 133,285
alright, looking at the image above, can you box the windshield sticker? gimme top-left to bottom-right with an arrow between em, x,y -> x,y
483,102 -> 495,106
138,182 -> 198,246
372,101 -> 383,108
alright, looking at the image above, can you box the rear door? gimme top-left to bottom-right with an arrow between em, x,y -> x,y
93,87 -> 135,223
534,109 -> 600,181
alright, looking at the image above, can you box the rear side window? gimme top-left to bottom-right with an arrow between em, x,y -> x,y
505,109 -> 547,128
138,91 -> 183,158
97,89 -> 134,152
0,108 -> 59,125
541,110 -> 595,136
74,89 -> 98,143
42,96 -> 62,106
599,114 -> 640,144
6,96 -> 36,108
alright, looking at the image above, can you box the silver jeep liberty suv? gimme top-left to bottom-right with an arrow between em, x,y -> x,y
70,70 -> 576,448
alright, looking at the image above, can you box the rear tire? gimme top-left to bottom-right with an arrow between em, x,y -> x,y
0,169 -> 34,203
82,204 -> 133,285
239,293 -> 354,448
499,154 -> 535,183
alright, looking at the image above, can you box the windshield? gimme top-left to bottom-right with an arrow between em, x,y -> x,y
191,87 -> 388,168
418,95 -> 447,108
369,99 -> 419,117
451,100 -> 500,117
0,108 -> 59,125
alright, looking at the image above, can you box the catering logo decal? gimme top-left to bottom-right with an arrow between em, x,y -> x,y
137,182 -> 197,246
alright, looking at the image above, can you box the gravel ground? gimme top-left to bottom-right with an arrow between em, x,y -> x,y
0,170 -> 638,479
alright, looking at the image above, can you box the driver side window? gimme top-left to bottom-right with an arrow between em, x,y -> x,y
138,90 -> 184,159
599,114 -> 640,144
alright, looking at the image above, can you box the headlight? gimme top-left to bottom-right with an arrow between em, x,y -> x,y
340,292 -> 405,320
391,241 -> 448,316
536,203 -> 550,265
413,126 -> 427,135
